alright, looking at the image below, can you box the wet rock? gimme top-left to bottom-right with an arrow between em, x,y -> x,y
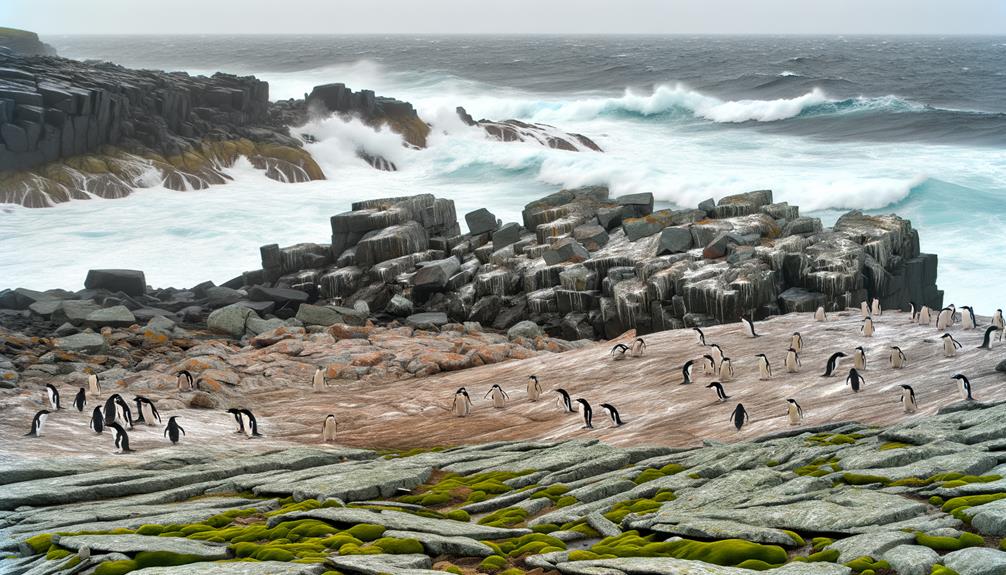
207,304 -> 255,337
778,288 -> 827,314
702,232 -> 744,259
356,221 -> 429,267
465,208 -> 498,236
543,238 -> 590,265
697,197 -> 716,216
573,224 -> 609,251
783,217 -> 823,237
413,257 -> 462,295
85,305 -> 136,328
492,222 -> 522,251
56,300 -> 102,325
83,269 -> 146,297
657,226 -> 694,255
53,332 -> 106,354
615,193 -> 654,218
596,206 -> 623,231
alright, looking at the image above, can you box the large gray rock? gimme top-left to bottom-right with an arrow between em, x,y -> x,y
508,320 -> 543,340
542,238 -> 590,265
657,226 -> 694,255
53,332 -> 107,354
57,299 -> 102,325
648,517 -> 804,547
881,544 -> 940,575
385,295 -> 414,317
130,563 -> 324,575
205,286 -> 244,307
248,285 -> 309,306
943,547 -> 1006,575
573,224 -> 609,251
554,557 -> 850,575
28,299 -> 63,316
326,553 -> 432,575
85,305 -> 136,327
83,269 -> 146,296
356,221 -> 429,266
615,193 -> 654,218
596,206 -> 623,231
383,529 -> 496,557
207,304 -> 255,337
783,217 -> 823,237
465,208 -> 498,235
55,534 -> 229,559
965,498 -> 1006,536
824,530 -> 916,563
405,312 -> 449,329
778,288 -> 827,314
492,222 -> 522,251
294,303 -> 344,326
413,257 -> 461,293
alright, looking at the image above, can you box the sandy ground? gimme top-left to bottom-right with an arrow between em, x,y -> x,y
2,309 -> 1005,463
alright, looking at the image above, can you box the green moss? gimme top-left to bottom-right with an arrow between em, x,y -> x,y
478,554 -> 509,572
204,507 -> 260,528
478,507 -> 529,528
841,473 -> 892,486
589,531 -> 786,566
603,491 -> 675,523
134,551 -> 205,568
446,509 -> 470,522
378,446 -> 446,459
499,569 -> 525,575
844,556 -> 890,572
532,523 -> 560,533
24,534 -> 54,554
929,496 -> 945,506
811,537 -> 834,551
288,519 -> 339,539
782,530 -> 805,546
372,537 -> 424,554
135,524 -> 166,536
94,560 -> 139,575
737,559 -> 776,570
336,543 -> 382,555
807,433 -> 860,446
438,565 -> 464,574
346,523 -> 386,542
530,484 -> 571,504
253,547 -> 296,561
793,549 -> 840,563
45,548 -> 72,560
555,495 -> 578,508
633,469 -> 666,484
794,458 -> 841,477
943,493 -> 1006,512
931,567 -> 960,575
64,556 -> 82,568
398,470 -> 531,509
915,531 -> 985,551
264,499 -> 322,517
879,442 -> 911,450
493,533 -> 567,557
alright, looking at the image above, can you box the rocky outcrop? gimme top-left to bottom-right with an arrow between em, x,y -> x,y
457,106 -> 603,152
306,83 -> 430,149
0,28 -> 56,57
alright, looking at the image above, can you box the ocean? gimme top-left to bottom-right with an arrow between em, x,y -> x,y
1,35 -> 1004,311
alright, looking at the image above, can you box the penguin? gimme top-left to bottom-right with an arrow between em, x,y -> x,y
680,359 -> 695,385
730,403 -> 749,431
702,354 -> 717,375
815,306 -> 827,322
312,366 -> 327,392
918,306 -> 932,326
962,306 -> 977,330
951,374 -> 974,401
89,406 -> 104,433
87,372 -> 101,397
937,305 -> 955,330
822,352 -> 847,377
555,388 -> 573,413
784,348 -> 801,373
741,316 -> 759,338
106,394 -> 133,428
846,368 -> 865,393
73,387 -> 86,412
238,409 -> 261,437
227,407 -> 246,432
25,409 -> 49,437
709,344 -> 724,367
320,414 -> 337,443
527,375 -> 542,402
164,416 -> 186,444
786,399 -> 804,426
484,384 -> 509,409
900,385 -> 917,413
600,403 -> 623,427
451,388 -> 472,417
853,346 -> 867,370
756,353 -> 772,380
135,396 -> 161,426
109,422 -> 133,453
706,382 -> 729,402
45,383 -> 60,410
693,327 -> 706,346
176,370 -> 194,392
861,317 -> 875,338
860,301 -> 870,318
610,343 -> 629,360
719,357 -> 735,381
790,332 -> 803,353
908,301 -> 919,322
993,309 -> 1005,340
576,398 -> 593,429
942,333 -> 963,357
872,298 -> 882,317
889,346 -> 907,369
979,326 -> 999,350
631,337 -> 646,357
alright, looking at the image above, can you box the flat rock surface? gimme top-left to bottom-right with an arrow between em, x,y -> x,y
55,534 -> 229,558
272,506 -> 530,540
131,562 -> 324,575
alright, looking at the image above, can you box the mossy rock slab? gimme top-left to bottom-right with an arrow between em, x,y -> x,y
55,534 -> 230,560
325,552 -> 432,574
554,557 -> 851,574
267,507 -> 530,540
382,529 -> 496,557
841,451 -> 998,482
824,531 -> 916,563
880,544 -> 940,575
963,498 -> 1006,536
130,561 -> 326,574
647,517 -> 807,547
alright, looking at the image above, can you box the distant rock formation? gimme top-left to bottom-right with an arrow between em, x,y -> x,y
306,83 -> 431,149
456,106 -> 603,152
0,28 -> 56,57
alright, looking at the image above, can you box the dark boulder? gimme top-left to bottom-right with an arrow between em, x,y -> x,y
465,208 -> 498,236
83,269 -> 146,297
657,227 -> 694,255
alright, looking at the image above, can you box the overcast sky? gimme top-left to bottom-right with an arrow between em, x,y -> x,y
6,0 -> 1005,35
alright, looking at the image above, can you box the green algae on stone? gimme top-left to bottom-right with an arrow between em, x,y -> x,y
602,490 -> 675,523
844,556 -> 890,573
45,547 -> 72,560
94,560 -> 139,575
942,493 -> 1006,513
346,523 -> 386,542
588,531 -> 787,566
24,534 -> 54,554
879,442 -> 912,451
478,554 -> 508,572
530,484 -> 571,504
915,531 -> 985,551
477,507 -> 529,528
930,567 -> 961,575
632,463 -> 687,485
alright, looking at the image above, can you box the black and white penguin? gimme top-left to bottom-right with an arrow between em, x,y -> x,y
756,354 -> 772,380
784,348 -> 801,373
321,414 -> 337,442
951,374 -> 974,401
25,409 -> 49,437
87,372 -> 101,397
786,399 -> 804,426
176,370 -> 194,392
890,346 -> 908,369
815,306 -> 827,322
73,387 -> 86,412
103,394 -> 118,423
822,352 -> 847,377
979,326 -> 1000,350
89,406 -> 104,433
790,332 -> 803,353
680,360 -> 695,385
908,301 -> 919,322
527,375 -> 543,402
860,301 -> 870,319
575,398 -> 593,429
900,384 -> 918,413
164,416 -> 186,444
134,396 -> 161,426
45,383 -> 60,410
103,394 -> 132,428
937,305 -> 956,330
942,333 -> 963,357
918,306 -> 932,326
871,298 -> 882,317
600,403 -> 623,427
693,327 -> 706,346
484,384 -> 509,409
312,366 -> 327,392
702,354 -> 717,375
719,357 -> 735,381
846,368 -> 865,393
709,344 -> 724,367
451,388 -> 472,417
555,388 -> 574,413
238,409 -> 261,437
706,381 -> 729,402
961,306 -> 977,330
631,338 -> 646,357
108,422 -> 133,453
862,317 -> 875,338
853,346 -> 867,370
610,343 -> 629,360
993,309 -> 1005,338
741,316 -> 759,338
730,403 -> 749,431
227,407 -> 245,432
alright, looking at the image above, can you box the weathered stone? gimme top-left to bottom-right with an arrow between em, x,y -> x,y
778,288 -> 827,314
294,303 -> 344,326
55,534 -> 229,559
128,562 -> 323,575
573,223 -> 609,251
783,217 -> 823,237
943,547 -> 1006,575
406,312 -> 449,329
326,553 -> 432,575
702,232 -> 744,259
596,206 -> 623,231
413,257 -> 462,294
881,544 -> 940,575
825,530 -> 916,563
207,304 -> 255,337
85,305 -> 136,327
492,222 -> 522,251
205,286 -> 244,307
269,507 -> 529,540
385,294 -> 414,317
508,320 -> 543,340
248,285 -> 309,307
383,529 -> 496,557
465,208 -> 498,235
356,221 -> 429,266
657,226 -> 694,255
56,299 -> 102,325
83,269 -> 146,296
615,193 -> 654,218
554,557 -> 850,575
543,238 -> 590,265
53,332 -> 106,354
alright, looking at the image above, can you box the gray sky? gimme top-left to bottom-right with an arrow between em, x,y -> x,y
6,0 -> 1005,35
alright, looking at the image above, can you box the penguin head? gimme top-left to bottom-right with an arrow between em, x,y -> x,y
900,384 -> 913,390
325,414 -> 336,421
788,348 -> 797,353
951,373 -> 967,381
786,399 -> 796,404
835,352 -> 847,357
856,346 -> 865,352
528,375 -> 537,382
756,353 -> 767,358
